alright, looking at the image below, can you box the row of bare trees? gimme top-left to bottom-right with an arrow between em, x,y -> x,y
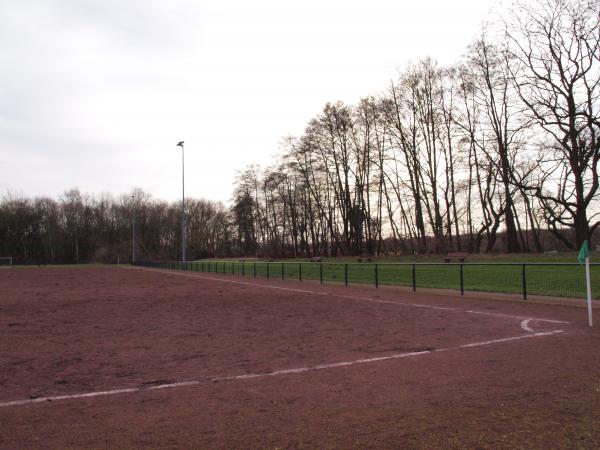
231,0 -> 600,257
0,189 -> 230,264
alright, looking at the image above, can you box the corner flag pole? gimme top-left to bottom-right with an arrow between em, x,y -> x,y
586,255 -> 593,327
579,240 -> 593,327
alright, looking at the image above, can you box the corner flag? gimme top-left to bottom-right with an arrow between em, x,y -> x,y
578,240 -> 589,265
578,240 -> 593,327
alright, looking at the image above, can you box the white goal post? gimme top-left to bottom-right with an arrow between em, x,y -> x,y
0,257 -> 13,268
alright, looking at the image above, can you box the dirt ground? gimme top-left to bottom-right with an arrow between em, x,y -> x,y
1,266 -> 599,449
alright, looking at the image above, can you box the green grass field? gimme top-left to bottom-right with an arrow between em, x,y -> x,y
187,256 -> 599,301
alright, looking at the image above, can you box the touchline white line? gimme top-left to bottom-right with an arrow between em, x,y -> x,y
0,328 -> 563,408
145,268 -> 570,325
0,388 -> 139,407
214,330 -> 563,381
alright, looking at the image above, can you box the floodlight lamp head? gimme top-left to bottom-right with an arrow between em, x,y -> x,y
177,141 -> 184,147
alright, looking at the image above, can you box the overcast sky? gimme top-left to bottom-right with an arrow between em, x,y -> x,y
1,0 -> 498,204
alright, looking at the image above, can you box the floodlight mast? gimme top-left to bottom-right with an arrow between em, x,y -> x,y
131,194 -> 136,263
177,141 -> 186,262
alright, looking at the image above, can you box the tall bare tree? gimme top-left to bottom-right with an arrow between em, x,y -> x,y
506,0 -> 600,247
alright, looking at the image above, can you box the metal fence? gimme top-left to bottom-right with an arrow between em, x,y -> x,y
133,260 -> 600,303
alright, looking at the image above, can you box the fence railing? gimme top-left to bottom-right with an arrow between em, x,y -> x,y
132,260 -> 600,303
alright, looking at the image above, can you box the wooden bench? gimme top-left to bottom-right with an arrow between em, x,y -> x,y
310,256 -> 322,262
444,252 -> 468,263
357,254 -> 373,262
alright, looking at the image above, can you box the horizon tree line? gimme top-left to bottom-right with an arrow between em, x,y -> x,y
0,189 -> 230,264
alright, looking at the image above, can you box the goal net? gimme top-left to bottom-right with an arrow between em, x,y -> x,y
0,257 -> 12,268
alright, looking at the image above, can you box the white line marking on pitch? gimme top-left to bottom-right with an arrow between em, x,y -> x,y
466,310 -> 568,324
213,330 -> 563,381
147,380 -> 201,390
0,388 -> 139,407
521,319 -> 535,333
0,329 -> 563,408
151,269 -> 569,325
177,273 -> 329,295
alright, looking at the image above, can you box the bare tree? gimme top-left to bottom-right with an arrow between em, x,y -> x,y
505,0 -> 600,247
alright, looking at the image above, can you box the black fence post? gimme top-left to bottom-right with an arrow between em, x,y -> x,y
282,263 -> 285,280
267,263 -> 270,278
375,263 -> 379,288
460,263 -> 464,295
320,263 -> 323,284
299,263 -> 302,282
344,263 -> 348,286
242,262 -> 245,277
254,262 -> 256,278
412,264 -> 416,292
522,264 -> 527,300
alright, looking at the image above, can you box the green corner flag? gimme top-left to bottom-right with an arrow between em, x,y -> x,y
578,240 -> 589,265
579,240 -> 594,327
